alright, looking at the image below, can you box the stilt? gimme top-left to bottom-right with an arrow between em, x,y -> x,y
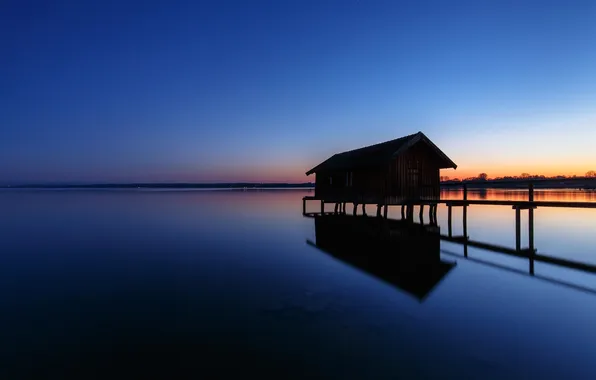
321,200 -> 324,216
401,204 -> 405,220
463,205 -> 468,239
342,202 -> 346,214
419,204 -> 424,224
407,204 -> 414,222
353,203 -> 358,216
528,183 -> 535,274
428,204 -> 433,224
515,206 -> 521,251
383,204 -> 388,219
529,207 -> 535,275
302,198 -> 306,215
376,204 -> 382,217
428,205 -> 433,225
362,204 -> 367,216
334,203 -> 339,214
448,205 -> 453,238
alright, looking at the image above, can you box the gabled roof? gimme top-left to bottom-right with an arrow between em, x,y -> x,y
305,131 -> 457,175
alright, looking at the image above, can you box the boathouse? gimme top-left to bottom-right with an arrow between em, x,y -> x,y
305,131 -> 457,205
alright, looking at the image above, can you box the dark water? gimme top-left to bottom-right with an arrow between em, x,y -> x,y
1,189 -> 596,379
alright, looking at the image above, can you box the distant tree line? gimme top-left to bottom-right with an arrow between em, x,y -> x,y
440,171 -> 596,183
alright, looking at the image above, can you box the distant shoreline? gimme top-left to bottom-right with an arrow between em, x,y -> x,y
0,183 -> 315,190
0,183 -> 594,191
2,177 -> 596,190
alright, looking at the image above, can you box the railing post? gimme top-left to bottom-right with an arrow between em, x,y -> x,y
515,206 -> 521,251
321,200 -> 324,215
529,182 -> 534,202
303,198 -> 306,215
463,183 -> 468,201
383,204 -> 388,219
419,204 -> 424,224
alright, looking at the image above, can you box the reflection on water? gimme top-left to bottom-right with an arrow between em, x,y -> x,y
308,215 -> 455,301
1,189 -> 596,379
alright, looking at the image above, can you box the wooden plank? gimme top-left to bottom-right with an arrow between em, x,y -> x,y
310,197 -> 596,209
452,200 -> 596,208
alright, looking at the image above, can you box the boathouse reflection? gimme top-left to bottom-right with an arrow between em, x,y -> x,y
307,215 -> 455,301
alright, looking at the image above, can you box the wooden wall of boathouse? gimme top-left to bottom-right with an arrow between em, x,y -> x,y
314,141 -> 442,204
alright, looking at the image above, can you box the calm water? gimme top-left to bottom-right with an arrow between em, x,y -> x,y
1,188 -> 596,379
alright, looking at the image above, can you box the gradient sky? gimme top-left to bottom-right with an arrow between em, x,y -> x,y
2,0 -> 596,183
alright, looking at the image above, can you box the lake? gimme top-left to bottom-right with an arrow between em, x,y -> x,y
1,188 -> 596,379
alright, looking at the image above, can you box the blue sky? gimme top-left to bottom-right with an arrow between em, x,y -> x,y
2,0 -> 596,183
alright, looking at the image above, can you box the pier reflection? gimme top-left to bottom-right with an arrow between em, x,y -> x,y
307,215 -> 455,301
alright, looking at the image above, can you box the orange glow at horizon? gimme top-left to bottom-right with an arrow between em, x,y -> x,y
441,164 -> 596,180
205,164 -> 595,183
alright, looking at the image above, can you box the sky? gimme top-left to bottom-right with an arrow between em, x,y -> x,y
2,0 -> 596,183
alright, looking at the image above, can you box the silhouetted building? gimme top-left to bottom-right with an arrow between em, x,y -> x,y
308,215 -> 455,301
305,132 -> 457,204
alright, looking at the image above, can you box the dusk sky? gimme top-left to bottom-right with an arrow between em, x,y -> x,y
2,0 -> 596,183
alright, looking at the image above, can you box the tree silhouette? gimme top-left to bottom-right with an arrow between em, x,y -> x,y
586,170 -> 596,178
478,173 -> 488,181
520,173 -> 530,179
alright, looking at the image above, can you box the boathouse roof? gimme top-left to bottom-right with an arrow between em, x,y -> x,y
305,131 -> 457,175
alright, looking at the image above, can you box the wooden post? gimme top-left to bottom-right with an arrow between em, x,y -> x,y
362,204 -> 367,216
383,204 -> 388,219
463,205 -> 468,240
353,203 -> 358,216
448,205 -> 453,237
529,206 -> 535,275
463,184 -> 468,201
342,202 -> 346,214
419,204 -> 424,224
515,206 -> 521,251
401,204 -> 405,220
302,198 -> 306,215
428,204 -> 433,224
376,204 -> 382,217
529,182 -> 534,202
321,200 -> 324,216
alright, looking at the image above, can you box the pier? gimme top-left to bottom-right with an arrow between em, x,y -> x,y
303,183 -> 596,277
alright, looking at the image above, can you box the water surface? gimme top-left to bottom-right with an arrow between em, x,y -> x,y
1,189 -> 596,379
